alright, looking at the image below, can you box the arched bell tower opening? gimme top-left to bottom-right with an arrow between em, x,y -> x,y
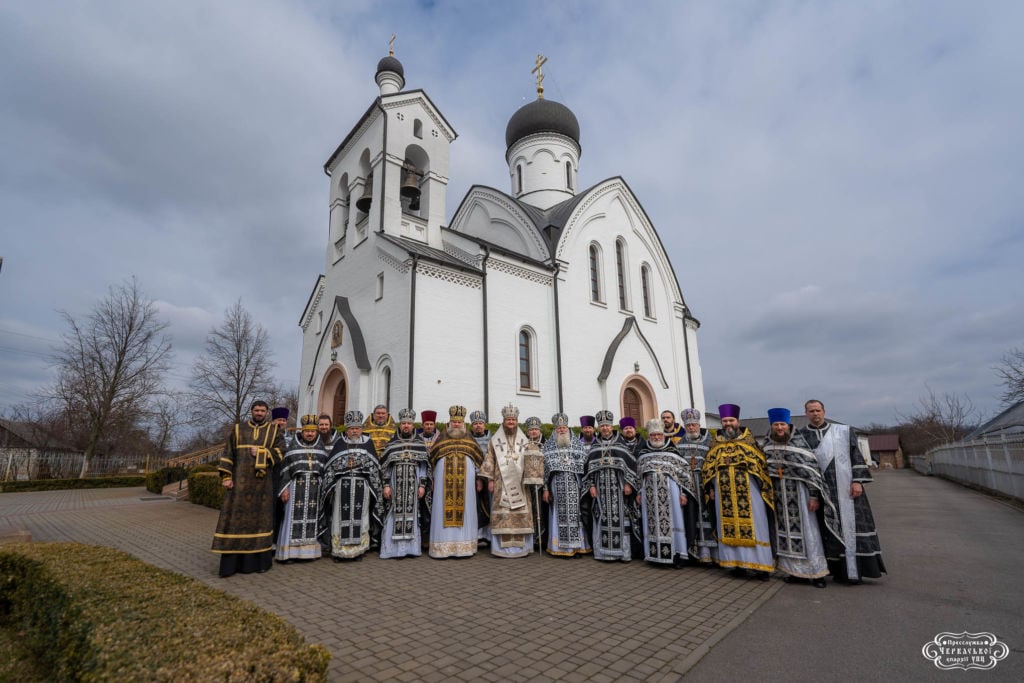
319,365 -> 349,427
620,375 -> 657,428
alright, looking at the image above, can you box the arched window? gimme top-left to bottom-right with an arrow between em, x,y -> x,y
566,161 -> 573,190
413,118 -> 423,139
375,356 -> 393,412
518,328 -> 534,390
382,367 -> 392,412
589,243 -> 603,303
516,164 -> 523,194
641,264 -> 654,318
615,238 -> 629,311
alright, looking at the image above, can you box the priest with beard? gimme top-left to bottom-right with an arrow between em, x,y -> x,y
583,410 -> 641,561
661,410 -> 685,445
321,410 -> 383,560
417,410 -> 441,448
761,408 -> 843,588
317,414 -> 337,449
579,415 -> 597,451
479,404 -> 544,558
676,408 -> 717,564
636,420 -> 696,567
275,414 -> 329,562
702,404 -> 775,579
541,413 -> 592,557
379,409 -> 431,558
524,416 -> 544,446
212,400 -> 286,577
427,406 -> 485,558
469,410 -> 492,544
798,399 -> 886,584
362,404 -> 396,459
616,417 -> 640,451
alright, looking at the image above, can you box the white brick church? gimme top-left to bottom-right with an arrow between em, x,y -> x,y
297,50 -> 706,426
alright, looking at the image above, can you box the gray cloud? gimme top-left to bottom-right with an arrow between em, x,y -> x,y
2,1 -> 1022,429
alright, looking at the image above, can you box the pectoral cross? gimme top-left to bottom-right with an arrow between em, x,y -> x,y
532,53 -> 548,100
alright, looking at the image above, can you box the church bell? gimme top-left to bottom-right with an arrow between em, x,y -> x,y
355,182 -> 373,213
401,171 -> 421,199
401,168 -> 422,211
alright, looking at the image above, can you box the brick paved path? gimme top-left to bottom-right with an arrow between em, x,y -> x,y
0,486 -> 779,681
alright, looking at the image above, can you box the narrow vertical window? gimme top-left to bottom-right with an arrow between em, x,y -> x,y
566,161 -> 574,190
516,164 -> 523,194
589,244 -> 601,302
413,119 -> 423,139
616,239 -> 628,310
375,272 -> 384,301
641,265 -> 653,318
382,367 -> 392,412
519,329 -> 532,390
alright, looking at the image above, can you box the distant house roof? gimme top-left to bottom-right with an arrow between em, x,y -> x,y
0,418 -> 76,451
963,401 -> 1024,440
868,434 -> 901,452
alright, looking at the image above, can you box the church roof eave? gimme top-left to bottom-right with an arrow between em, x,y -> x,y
439,225 -> 552,270
298,274 -> 326,328
324,98 -> 384,175
381,89 -> 458,142
378,233 -> 482,274
447,184 -> 597,263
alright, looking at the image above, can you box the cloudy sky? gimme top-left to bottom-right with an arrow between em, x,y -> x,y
2,1 -> 1022,429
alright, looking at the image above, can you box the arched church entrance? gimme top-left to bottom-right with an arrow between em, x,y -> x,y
620,375 -> 657,428
319,366 -> 348,427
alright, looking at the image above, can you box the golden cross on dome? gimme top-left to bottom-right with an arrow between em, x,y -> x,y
532,53 -> 548,100
389,34 -> 396,57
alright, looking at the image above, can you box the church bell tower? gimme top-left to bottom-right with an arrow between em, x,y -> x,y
323,38 -> 457,271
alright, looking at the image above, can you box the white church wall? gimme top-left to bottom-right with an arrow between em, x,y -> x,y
554,182 -> 702,420
484,261 -> 556,419
409,269 -> 484,414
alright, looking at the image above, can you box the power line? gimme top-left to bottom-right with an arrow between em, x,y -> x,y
0,328 -> 59,343
0,344 -> 51,360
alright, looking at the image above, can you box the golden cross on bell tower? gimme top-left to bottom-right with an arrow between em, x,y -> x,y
532,53 -> 548,100
389,34 -> 396,57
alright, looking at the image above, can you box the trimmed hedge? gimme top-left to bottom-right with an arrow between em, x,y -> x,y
189,471 -> 225,509
145,466 -> 188,494
0,542 -> 330,681
0,477 -> 146,494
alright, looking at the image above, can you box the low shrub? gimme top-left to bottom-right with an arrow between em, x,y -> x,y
144,466 -> 188,494
189,471 -> 225,509
0,542 -> 330,681
0,477 -> 146,494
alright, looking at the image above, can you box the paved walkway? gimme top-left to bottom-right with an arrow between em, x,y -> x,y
1,472 -> 1021,681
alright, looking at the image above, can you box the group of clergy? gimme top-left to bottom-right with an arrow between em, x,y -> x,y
212,398 -> 885,587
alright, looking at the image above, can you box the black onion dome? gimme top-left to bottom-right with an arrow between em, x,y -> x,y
505,99 -> 580,149
376,55 -> 404,78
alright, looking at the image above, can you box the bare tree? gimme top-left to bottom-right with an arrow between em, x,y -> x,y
995,347 -> 1024,406
189,299 -> 276,426
896,385 -> 977,453
50,278 -> 172,478
266,382 -> 299,422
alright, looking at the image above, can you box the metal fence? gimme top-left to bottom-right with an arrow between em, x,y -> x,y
2,449 -> 152,481
919,433 -> 1024,502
